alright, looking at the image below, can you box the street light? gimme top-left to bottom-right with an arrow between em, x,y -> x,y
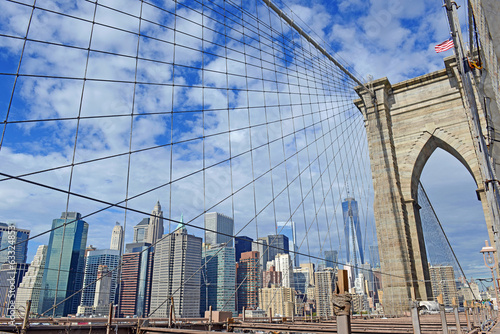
480,240 -> 499,310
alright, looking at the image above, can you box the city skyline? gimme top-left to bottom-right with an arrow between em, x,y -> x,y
0,0 -> 496,322
0,205 -> 477,318
0,0 -> 491,293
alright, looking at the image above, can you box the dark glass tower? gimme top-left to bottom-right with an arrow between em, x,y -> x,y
265,234 -> 289,263
235,236 -> 253,262
39,212 -> 88,317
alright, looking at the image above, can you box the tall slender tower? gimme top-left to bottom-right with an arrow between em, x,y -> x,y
147,201 -> 164,245
110,222 -> 123,252
342,197 -> 364,280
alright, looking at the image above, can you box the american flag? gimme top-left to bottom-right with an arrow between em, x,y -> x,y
435,38 -> 454,53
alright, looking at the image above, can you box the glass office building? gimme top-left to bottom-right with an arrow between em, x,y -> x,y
39,212 -> 88,317
342,198 -> 364,276
79,249 -> 120,308
0,222 -> 30,264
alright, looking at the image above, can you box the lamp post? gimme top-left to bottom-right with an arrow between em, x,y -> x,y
480,240 -> 499,311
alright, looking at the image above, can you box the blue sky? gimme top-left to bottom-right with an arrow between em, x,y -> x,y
281,0 -> 490,279
0,0 -> 492,285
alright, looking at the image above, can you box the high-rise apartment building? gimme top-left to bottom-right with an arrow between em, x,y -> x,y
110,222 -> 123,252
258,285 -> 294,317
430,265 -> 458,307
39,212 -> 88,317
133,218 -> 149,243
314,269 -> 335,318
277,221 -> 298,266
235,236 -> 253,262
118,242 -> 154,318
150,226 -> 202,318
342,198 -> 364,276
204,212 -> 234,247
200,244 -> 236,315
146,201 -> 164,244
236,251 -> 261,313
0,222 -> 29,264
79,249 -> 120,309
274,253 -> 293,288
15,245 -> 48,317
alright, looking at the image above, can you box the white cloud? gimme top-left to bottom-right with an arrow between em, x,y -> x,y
0,0 -> 374,277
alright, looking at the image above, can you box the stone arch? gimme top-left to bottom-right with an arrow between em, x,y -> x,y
403,129 -> 481,203
354,57 -> 494,315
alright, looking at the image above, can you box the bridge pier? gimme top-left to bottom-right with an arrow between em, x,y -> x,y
355,56 -> 494,315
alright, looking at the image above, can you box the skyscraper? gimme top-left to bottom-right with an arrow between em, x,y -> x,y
39,212 -> 88,317
150,225 -> 202,318
315,269 -> 335,318
235,236 -> 253,262
274,253 -> 293,288
265,234 -> 289,264
110,222 -> 123,252
277,221 -> 298,266
293,267 -> 310,294
0,263 -> 29,316
133,218 -> 149,243
369,245 -> 380,268
430,265 -> 458,307
200,244 -> 236,315
0,222 -> 30,264
258,285 -> 294,317
342,198 -> 364,274
15,245 -> 47,317
236,251 -> 261,313
204,212 -> 234,247
93,265 -> 112,314
252,237 -> 268,269
118,242 -> 154,318
300,262 -> 315,286
79,249 -> 120,310
324,250 -> 338,269
263,265 -> 282,288
146,201 -> 164,244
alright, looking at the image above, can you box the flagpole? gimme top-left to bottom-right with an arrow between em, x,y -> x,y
442,0 -> 500,273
